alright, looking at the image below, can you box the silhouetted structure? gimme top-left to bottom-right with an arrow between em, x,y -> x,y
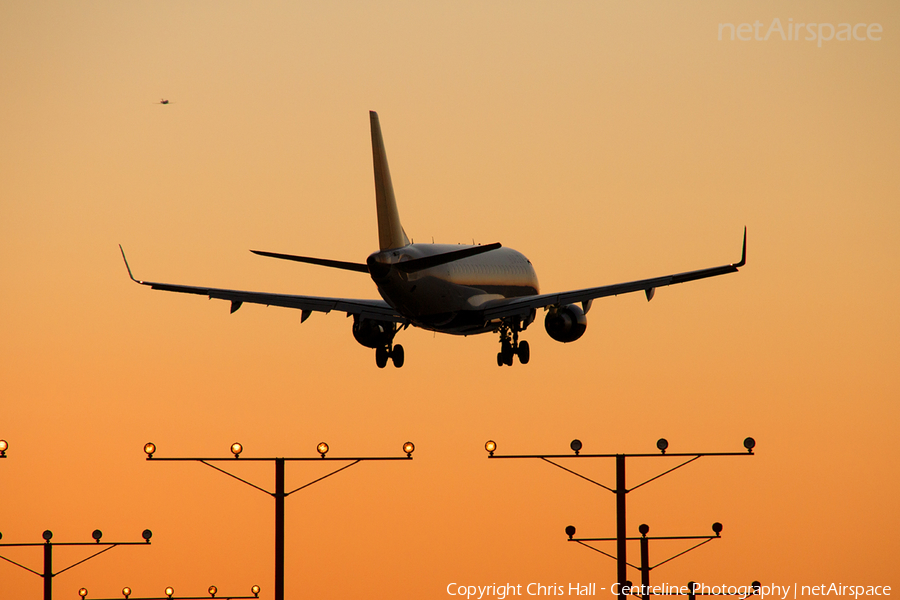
485,437 -> 755,600
144,441 -> 414,600
0,529 -> 151,600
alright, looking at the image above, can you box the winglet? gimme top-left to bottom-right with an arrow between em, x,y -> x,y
734,227 -> 747,268
119,244 -> 141,283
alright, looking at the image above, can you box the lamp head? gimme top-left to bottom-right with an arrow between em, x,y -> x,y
752,582 -> 761,594
142,529 -> 153,542
744,437 -> 756,453
251,585 -> 261,597
570,439 -> 582,455
403,441 -> 415,457
208,585 -> 218,597
143,442 -> 156,458
79,589 -> 88,598
165,587 -> 174,599
712,522 -> 723,536
122,587 -> 132,599
656,438 -> 668,454
639,523 -> 649,536
317,442 -> 329,458
231,442 -> 243,458
0,439 -> 8,457
688,582 -> 697,595
92,529 -> 102,543
484,440 -> 496,456
42,530 -> 53,541
565,525 -> 576,540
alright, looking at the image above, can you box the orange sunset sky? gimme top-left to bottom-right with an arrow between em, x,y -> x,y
1,1 -> 898,599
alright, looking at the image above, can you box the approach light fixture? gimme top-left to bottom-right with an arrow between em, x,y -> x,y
165,587 -> 174,599
122,587 -> 132,598
485,440 -> 496,456
144,442 -> 156,458
639,523 -> 650,536
712,522 -> 723,536
317,442 -> 329,458
565,525 -> 576,540
42,530 -> 53,541
656,438 -> 668,454
231,443 -> 243,458
570,439 -> 582,455
92,529 -> 102,543
79,588 -> 88,598
208,585 -> 218,597
0,439 -> 7,457
403,441 -> 415,457
743,437 -> 756,453
251,585 -> 261,597
142,529 -> 153,542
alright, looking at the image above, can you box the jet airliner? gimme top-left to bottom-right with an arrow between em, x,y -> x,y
121,111 -> 745,368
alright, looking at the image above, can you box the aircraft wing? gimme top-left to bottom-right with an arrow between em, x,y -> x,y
482,229 -> 746,321
119,246 -> 406,324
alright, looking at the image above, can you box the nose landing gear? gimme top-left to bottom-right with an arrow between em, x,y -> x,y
376,343 -> 405,368
496,323 -> 529,367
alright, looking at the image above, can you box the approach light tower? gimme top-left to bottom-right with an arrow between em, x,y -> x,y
485,437 -> 755,600
0,529 -> 152,600
144,441 -> 415,600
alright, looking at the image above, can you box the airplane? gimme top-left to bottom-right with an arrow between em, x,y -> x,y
120,111 -> 745,369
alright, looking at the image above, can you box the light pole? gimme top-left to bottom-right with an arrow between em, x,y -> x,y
566,522 -> 725,600
484,437 -> 755,600
144,441 -> 415,600
76,584 -> 261,600
0,529 -> 152,600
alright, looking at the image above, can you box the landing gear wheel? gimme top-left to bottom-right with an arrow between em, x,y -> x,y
501,346 -> 514,366
392,344 -> 405,368
517,340 -> 530,365
497,352 -> 503,367
375,346 -> 389,369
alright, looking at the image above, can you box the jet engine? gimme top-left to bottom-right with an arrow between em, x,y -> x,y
544,304 -> 587,343
352,316 -> 395,348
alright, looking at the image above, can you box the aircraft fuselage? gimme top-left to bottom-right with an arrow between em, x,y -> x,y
367,243 -> 539,334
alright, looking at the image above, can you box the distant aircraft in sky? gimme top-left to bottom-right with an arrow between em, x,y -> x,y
120,111 -> 745,368
158,99 -> 170,105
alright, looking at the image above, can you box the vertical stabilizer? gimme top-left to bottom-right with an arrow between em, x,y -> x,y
370,111 -> 410,250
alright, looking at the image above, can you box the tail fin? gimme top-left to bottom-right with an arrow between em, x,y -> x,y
370,111 -> 410,250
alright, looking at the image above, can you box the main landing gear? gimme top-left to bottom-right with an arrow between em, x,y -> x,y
375,343 -> 405,369
496,323 -> 529,367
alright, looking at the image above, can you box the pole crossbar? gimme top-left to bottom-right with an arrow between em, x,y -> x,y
650,537 -> 715,570
627,456 -> 701,492
53,544 -> 118,576
541,458 -> 616,493
200,460 -> 273,496
150,456 -> 409,462
286,460 -> 361,496
0,552 -> 42,576
572,541 -> 640,569
490,452 -> 752,459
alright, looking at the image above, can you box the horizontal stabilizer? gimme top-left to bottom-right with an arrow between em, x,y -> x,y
251,250 -> 369,273
395,243 -> 502,273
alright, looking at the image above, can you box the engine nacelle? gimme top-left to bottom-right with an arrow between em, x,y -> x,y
544,304 -> 587,343
352,316 -> 395,349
